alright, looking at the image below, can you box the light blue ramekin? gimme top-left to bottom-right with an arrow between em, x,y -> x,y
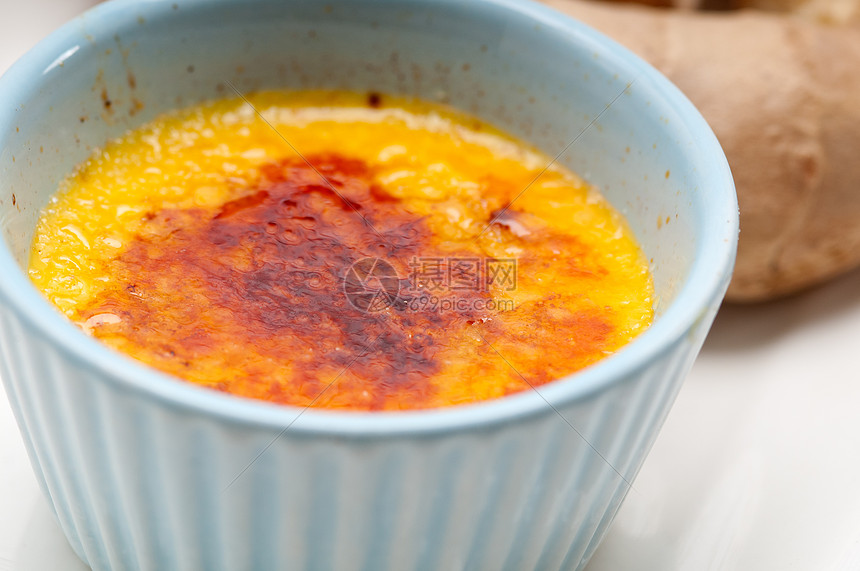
0,1 -> 738,569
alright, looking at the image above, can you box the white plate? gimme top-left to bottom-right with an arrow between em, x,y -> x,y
590,265 -> 860,571
3,3 -> 860,569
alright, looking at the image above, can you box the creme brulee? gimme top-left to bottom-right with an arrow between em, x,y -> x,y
29,91 -> 653,411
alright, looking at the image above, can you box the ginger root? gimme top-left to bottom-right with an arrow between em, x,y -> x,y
542,0 -> 860,301
726,0 -> 860,26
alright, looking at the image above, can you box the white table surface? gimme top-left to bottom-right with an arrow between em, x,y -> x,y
3,2 -> 860,570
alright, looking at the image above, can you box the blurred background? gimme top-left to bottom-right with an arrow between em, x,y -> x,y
2,1 -> 860,570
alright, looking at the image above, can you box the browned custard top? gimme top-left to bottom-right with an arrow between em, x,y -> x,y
29,92 -> 654,410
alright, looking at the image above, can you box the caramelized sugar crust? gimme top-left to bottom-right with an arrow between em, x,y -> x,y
29,94 -> 654,410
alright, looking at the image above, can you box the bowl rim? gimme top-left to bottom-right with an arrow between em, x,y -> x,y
0,0 -> 738,438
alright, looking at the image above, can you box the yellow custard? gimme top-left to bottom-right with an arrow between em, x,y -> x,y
29,91 -> 653,411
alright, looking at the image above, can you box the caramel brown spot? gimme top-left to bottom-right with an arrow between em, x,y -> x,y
79,155 -> 493,410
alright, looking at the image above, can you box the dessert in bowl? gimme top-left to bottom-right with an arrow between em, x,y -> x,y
0,0 -> 737,569
31,90 -> 654,411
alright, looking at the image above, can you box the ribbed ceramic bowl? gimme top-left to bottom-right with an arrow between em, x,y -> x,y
0,0 -> 737,569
